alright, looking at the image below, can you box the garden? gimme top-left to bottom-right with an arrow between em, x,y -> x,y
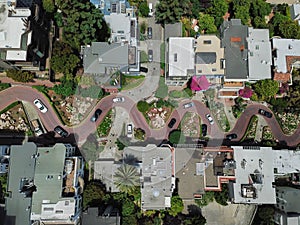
97,109 -> 113,137
240,116 -> 258,142
180,112 -> 200,138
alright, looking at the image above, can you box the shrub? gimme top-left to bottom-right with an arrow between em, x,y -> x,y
137,101 -> 150,113
6,69 -> 34,82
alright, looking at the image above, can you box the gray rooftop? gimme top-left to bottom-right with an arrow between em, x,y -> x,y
5,142 -> 37,225
124,144 -> 175,210
83,42 -> 129,76
232,146 -> 276,204
164,23 -> 182,41
290,4 -> 300,25
220,19 -> 248,80
276,186 -> 300,213
30,144 -> 67,216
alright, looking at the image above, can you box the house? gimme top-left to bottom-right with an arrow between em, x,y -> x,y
123,144 -> 176,210
290,4 -> 300,26
85,0 -> 140,91
194,35 -> 225,86
272,38 -> 300,86
4,143 -> 84,225
93,158 -> 122,192
274,187 -> 300,225
165,37 -> 195,86
219,19 -> 272,98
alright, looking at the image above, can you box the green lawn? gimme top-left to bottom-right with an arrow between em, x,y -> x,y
121,75 -> 145,91
97,110 -> 113,137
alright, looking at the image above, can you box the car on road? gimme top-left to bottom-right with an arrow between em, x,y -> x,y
148,49 -> 153,62
90,109 -> 102,122
168,118 -> 176,128
205,114 -> 214,125
226,133 -> 237,140
183,102 -> 194,109
127,124 -> 133,137
54,126 -> 69,138
147,27 -> 152,39
201,124 -> 207,136
113,97 -> 125,103
33,99 -> 47,113
140,67 -> 148,73
148,3 -> 153,16
258,109 -> 272,118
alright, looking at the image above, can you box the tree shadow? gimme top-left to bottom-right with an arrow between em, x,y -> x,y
187,204 -> 202,216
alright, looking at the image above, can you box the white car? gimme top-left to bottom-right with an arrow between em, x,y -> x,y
205,114 -> 214,125
148,3 -> 153,16
112,97 -> 125,103
33,99 -> 47,113
127,124 -> 133,137
183,102 -> 194,109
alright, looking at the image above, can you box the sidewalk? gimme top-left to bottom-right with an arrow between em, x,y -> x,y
223,103 -> 237,132
0,74 -> 56,88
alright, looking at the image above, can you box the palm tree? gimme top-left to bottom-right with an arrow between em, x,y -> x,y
114,164 -> 140,193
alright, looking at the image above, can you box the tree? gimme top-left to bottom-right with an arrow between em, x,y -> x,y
198,13 -> 217,34
258,205 -> 275,222
238,87 -> 253,98
83,181 -> 105,209
140,21 -> 146,34
169,130 -> 186,144
122,199 -> 136,216
42,0 -> 55,13
6,69 -> 34,83
155,0 -> 190,24
206,0 -> 228,28
214,184 -> 229,206
249,0 -> 271,20
139,2 -> 149,17
114,164 -> 139,194
253,79 -> 279,100
51,41 -> 80,75
134,128 -> 145,140
269,13 -> 290,37
122,215 -> 138,225
137,101 -> 150,113
168,195 -> 184,216
53,80 -> 76,97
232,0 -> 251,25
184,215 -> 206,225
195,191 -> 214,207
116,138 -> 126,150
279,20 -> 300,39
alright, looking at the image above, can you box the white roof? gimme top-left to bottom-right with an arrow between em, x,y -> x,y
272,38 -> 300,73
168,37 -> 195,77
232,146 -> 276,204
247,28 -> 272,80
6,50 -> 27,61
273,150 -> 300,175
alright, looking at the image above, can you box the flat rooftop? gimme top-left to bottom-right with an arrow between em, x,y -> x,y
5,142 -> 37,225
168,37 -> 195,77
232,146 -> 276,204
272,38 -> 300,73
220,19 -> 248,80
273,150 -> 300,175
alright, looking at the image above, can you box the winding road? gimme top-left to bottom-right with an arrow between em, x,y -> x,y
0,86 -> 300,147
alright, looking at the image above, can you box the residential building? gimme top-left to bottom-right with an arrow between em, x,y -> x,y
94,158 -> 122,192
290,4 -> 300,26
85,0 -> 139,92
274,187 -> 300,225
165,37 -> 195,86
4,143 -> 84,225
272,38 -> 300,86
219,19 -> 272,98
123,144 -> 176,210
194,35 -> 225,86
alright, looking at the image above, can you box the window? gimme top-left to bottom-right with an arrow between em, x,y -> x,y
212,68 -> 217,72
55,210 -> 63,214
174,54 -> 177,62
44,207 -> 54,212
255,45 -> 259,50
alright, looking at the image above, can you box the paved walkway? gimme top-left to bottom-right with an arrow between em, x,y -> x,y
223,102 -> 237,132
0,74 -> 57,88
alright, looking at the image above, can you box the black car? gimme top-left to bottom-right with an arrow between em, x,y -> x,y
90,109 -> 103,122
258,109 -> 272,118
226,133 -> 237,140
54,126 -> 69,137
148,49 -> 153,62
201,124 -> 207,137
168,118 -> 176,128
140,67 -> 148,73
147,27 -> 152,39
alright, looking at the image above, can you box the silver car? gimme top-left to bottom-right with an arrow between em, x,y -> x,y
183,102 -> 194,109
205,114 -> 214,125
113,97 -> 125,103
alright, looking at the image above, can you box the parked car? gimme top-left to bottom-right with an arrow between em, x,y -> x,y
140,67 -> 148,73
148,3 -> 153,16
147,27 -> 152,39
168,118 -> 176,128
148,49 -> 153,62
183,102 -> 194,109
226,133 -> 237,140
54,126 -> 69,137
205,114 -> 214,125
33,99 -> 47,113
113,97 -> 125,103
90,109 -> 102,122
201,124 -> 207,137
127,124 -> 133,137
258,109 -> 272,118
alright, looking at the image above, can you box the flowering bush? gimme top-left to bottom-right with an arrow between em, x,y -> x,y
239,87 -> 253,98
